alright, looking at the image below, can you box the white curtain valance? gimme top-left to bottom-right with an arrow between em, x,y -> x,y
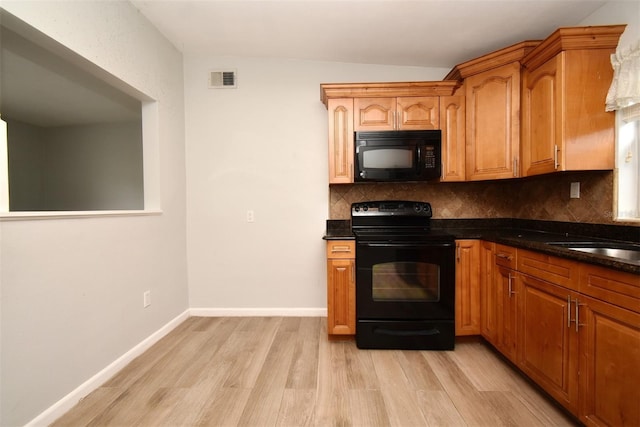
606,39 -> 640,111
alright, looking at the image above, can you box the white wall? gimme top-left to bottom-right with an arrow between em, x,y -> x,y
580,0 -> 639,50
184,56 -> 448,310
0,2 -> 188,426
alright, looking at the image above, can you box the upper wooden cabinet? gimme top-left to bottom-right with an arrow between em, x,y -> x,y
521,26 -> 625,177
321,82 -> 461,184
445,42 -> 540,181
327,98 -> 354,184
465,63 -> 521,180
440,95 -> 466,181
354,97 -> 439,131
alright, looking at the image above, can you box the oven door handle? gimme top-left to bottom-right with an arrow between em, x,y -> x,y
374,327 -> 441,337
359,242 -> 454,248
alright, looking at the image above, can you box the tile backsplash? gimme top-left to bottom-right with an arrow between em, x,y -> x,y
329,171 -> 638,226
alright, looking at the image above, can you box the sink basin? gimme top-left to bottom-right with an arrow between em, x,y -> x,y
546,241 -> 640,264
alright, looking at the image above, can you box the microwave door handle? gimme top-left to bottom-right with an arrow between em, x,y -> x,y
416,146 -> 422,174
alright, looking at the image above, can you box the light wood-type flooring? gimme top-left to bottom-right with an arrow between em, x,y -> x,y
53,317 -> 577,426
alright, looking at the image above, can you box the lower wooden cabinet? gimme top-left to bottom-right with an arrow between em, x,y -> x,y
577,267 -> 640,427
518,272 -> 580,414
326,240 -> 355,336
480,243 -> 518,361
489,245 -> 639,425
455,240 -> 480,335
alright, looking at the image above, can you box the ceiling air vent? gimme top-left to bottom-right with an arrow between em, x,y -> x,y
208,69 -> 237,89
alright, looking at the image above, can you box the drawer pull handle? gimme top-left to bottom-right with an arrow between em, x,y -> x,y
496,253 -> 512,260
331,246 -> 352,253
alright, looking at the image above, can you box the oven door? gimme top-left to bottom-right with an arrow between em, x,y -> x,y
356,240 -> 455,321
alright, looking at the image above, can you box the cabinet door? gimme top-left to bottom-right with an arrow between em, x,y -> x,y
455,240 -> 480,336
480,241 -> 499,344
521,55 -> 561,176
579,295 -> 640,427
327,258 -> 355,335
354,98 -> 396,131
440,95 -> 466,181
495,266 -> 518,362
327,98 -> 354,184
518,273 -> 579,415
465,62 -> 520,180
397,96 -> 439,130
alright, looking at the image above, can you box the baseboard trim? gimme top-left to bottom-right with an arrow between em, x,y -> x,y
26,309 -> 190,427
189,307 -> 327,317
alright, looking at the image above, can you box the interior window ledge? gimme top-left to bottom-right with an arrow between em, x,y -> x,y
0,209 -> 162,220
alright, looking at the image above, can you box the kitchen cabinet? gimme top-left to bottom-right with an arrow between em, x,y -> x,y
481,244 -> 518,361
320,81 -> 460,184
518,271 -> 580,414
455,240 -> 480,336
327,98 -> 354,184
493,245 -> 519,362
354,97 -> 439,131
481,245 -> 640,422
464,62 -> 521,180
578,264 -> 640,427
440,95 -> 466,181
579,294 -> 640,427
326,240 -> 356,336
445,41 -> 539,181
521,26 -> 625,177
517,248 -> 580,414
480,241 -> 498,343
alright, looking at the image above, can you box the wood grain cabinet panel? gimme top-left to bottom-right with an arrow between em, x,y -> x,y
326,240 -> 356,336
464,62 -> 520,180
327,99 -> 354,184
455,240 -> 480,336
355,97 -> 439,131
440,95 -> 466,181
579,295 -> 640,427
521,26 -> 624,176
518,273 -> 580,414
480,241 -> 498,344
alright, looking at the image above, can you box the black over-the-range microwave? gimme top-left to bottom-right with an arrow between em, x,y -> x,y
354,130 -> 442,182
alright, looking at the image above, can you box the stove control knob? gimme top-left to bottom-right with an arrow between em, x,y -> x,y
413,204 -> 422,213
354,205 -> 360,212
363,205 -> 369,212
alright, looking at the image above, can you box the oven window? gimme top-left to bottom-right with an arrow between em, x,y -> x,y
363,148 -> 413,168
372,261 -> 440,301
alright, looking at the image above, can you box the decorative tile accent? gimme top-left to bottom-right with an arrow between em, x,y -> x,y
329,171 -> 638,227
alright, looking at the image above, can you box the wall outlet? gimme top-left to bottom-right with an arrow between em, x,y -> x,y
143,290 -> 151,308
570,182 -> 580,199
246,210 -> 255,223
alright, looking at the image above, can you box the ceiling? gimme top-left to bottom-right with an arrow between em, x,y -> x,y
131,0 -> 609,68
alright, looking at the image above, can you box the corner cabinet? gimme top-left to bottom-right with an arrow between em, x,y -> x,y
521,26 -> 625,177
445,41 -> 540,181
320,82 -> 462,184
326,240 -> 356,336
485,245 -> 640,424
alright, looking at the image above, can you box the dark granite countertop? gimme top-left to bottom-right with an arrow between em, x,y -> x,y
324,218 -> 640,275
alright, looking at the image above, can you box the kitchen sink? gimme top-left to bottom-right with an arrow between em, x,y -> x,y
546,241 -> 640,264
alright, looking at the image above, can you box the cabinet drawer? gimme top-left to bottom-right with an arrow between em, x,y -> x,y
326,241 -> 355,259
495,244 -> 517,269
579,264 -> 640,313
518,249 -> 579,291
